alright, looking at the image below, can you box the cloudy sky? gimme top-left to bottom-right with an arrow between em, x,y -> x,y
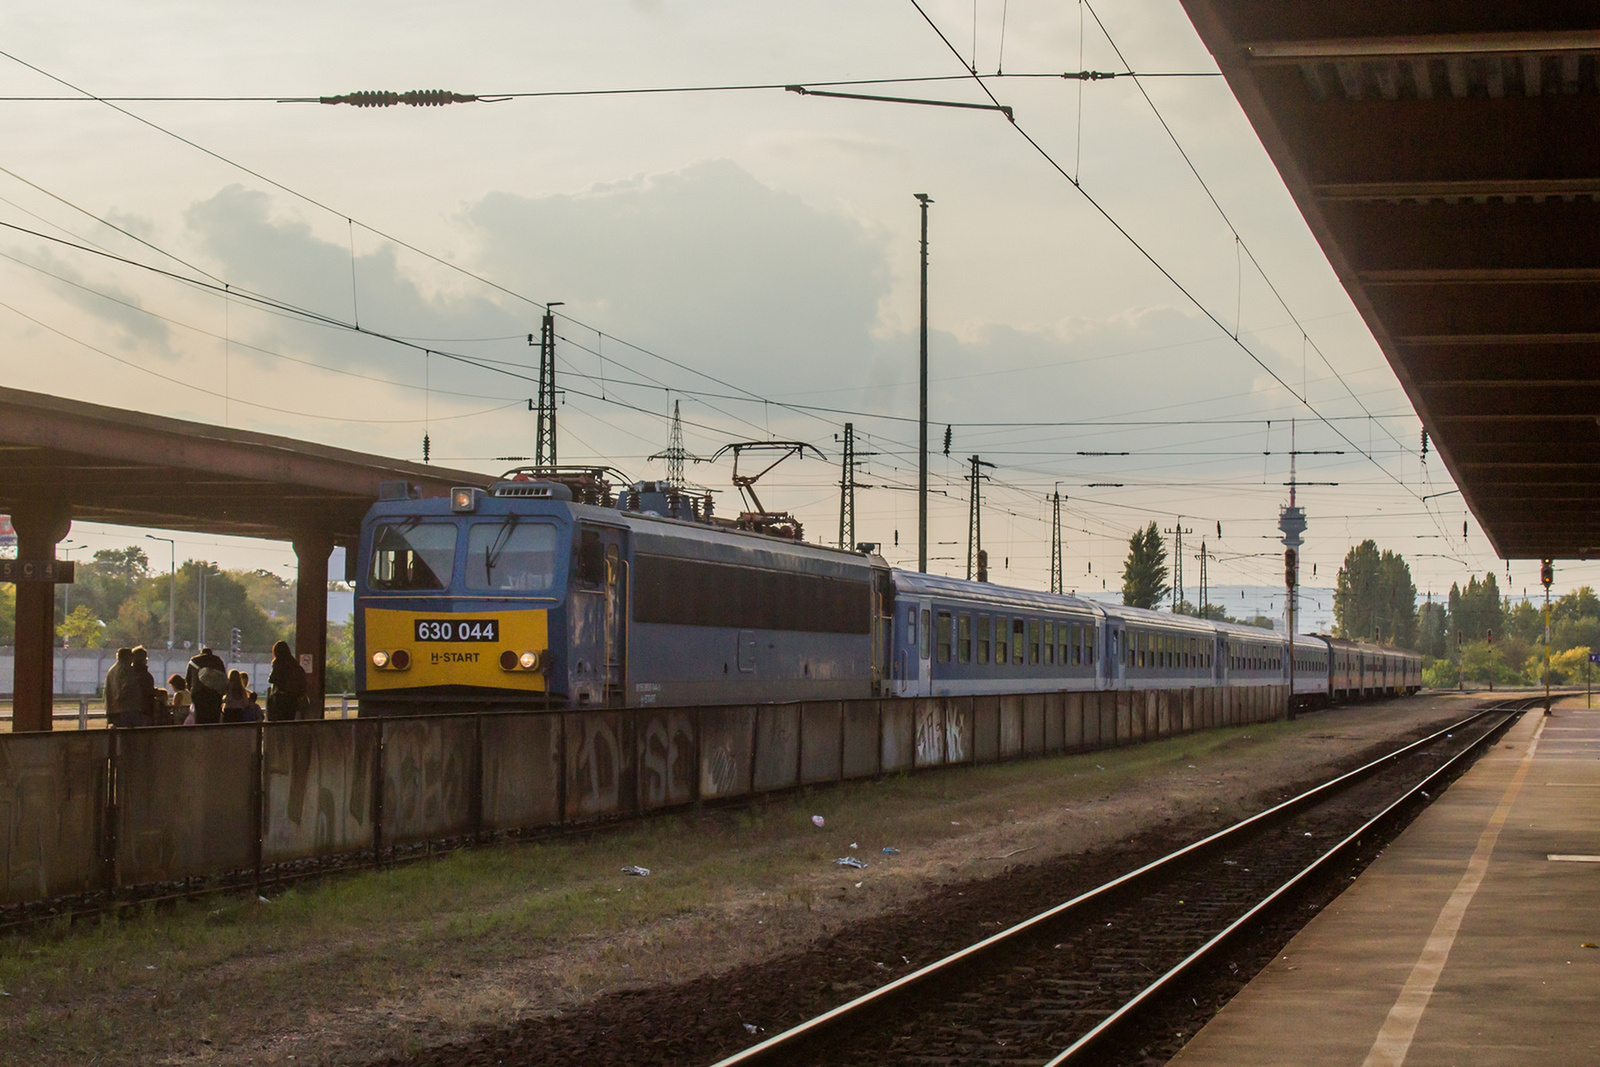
2,0 -> 1585,608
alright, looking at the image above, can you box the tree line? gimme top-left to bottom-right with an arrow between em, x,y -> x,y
0,545 -> 358,693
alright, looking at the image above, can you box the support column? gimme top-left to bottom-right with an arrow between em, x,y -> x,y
11,503 -> 71,733
293,531 -> 333,720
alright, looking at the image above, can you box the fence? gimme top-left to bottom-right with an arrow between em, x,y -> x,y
0,685 -> 1286,907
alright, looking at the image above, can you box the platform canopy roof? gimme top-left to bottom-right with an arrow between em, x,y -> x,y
0,386 -> 495,544
1178,1 -> 1600,560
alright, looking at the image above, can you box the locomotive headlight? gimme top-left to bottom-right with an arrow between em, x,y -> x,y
372,650 -> 390,669
519,650 -> 538,670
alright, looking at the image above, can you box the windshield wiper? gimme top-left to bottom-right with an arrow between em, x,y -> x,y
482,513 -> 519,586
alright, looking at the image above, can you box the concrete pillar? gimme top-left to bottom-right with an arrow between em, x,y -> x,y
10,502 -> 71,733
293,531 -> 332,720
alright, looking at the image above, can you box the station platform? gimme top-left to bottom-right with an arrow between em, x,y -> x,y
1171,697 -> 1600,1066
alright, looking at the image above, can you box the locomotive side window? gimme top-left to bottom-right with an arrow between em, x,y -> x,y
369,522 -> 457,591
958,614 -> 972,663
977,614 -> 991,664
465,522 -> 558,592
936,612 -> 952,664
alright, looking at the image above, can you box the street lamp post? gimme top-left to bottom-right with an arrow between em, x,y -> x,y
145,535 -> 176,649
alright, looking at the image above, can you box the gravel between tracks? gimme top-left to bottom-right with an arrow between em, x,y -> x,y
373,694 -> 1495,1067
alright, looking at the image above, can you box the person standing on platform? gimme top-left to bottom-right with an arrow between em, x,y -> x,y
104,647 -> 133,727
125,646 -> 157,728
186,646 -> 228,725
168,674 -> 193,725
267,640 -> 308,721
222,671 -> 252,723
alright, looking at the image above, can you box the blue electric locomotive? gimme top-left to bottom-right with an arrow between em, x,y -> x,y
355,472 -> 891,713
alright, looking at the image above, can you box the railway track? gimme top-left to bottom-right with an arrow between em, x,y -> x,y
711,697 -> 1536,1067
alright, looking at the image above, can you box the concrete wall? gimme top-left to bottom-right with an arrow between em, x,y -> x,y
0,684 -> 1291,905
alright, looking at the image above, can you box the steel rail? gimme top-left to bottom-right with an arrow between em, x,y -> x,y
1046,696 -> 1533,1064
710,700 -> 1530,1067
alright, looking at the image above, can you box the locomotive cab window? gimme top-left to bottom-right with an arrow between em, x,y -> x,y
369,522 -> 457,591
465,521 -> 558,592
577,528 -> 606,585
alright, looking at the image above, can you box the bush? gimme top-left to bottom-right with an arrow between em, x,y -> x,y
1422,659 -> 1458,689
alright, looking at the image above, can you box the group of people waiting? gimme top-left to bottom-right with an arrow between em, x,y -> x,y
103,641 -> 310,727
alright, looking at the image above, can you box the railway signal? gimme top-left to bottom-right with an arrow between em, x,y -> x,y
1542,558 -> 1554,714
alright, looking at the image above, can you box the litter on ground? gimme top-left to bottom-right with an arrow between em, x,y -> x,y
835,856 -> 868,869
811,815 -> 825,827
621,865 -> 651,877
882,847 -> 901,854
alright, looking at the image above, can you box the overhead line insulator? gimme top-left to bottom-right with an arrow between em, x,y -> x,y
319,90 -> 480,107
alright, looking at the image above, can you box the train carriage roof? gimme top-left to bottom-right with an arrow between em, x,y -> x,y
1102,603 -> 1225,635
890,570 -> 1108,618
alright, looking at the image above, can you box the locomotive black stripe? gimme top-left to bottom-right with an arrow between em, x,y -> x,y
632,553 -> 871,634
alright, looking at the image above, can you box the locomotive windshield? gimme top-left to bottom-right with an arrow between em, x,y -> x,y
465,521 -> 559,592
369,521 -> 457,591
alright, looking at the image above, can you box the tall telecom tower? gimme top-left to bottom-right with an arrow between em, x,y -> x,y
1050,490 -> 1063,594
1279,420 -> 1308,634
532,302 -> 562,470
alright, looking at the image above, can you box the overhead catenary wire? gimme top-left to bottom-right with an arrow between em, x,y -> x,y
0,70 -> 1223,104
900,1 -> 1443,518
0,45 -> 1462,586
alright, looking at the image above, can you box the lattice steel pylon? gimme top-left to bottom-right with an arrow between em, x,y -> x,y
532,303 -> 562,470
1050,490 -> 1063,594
839,423 -> 856,549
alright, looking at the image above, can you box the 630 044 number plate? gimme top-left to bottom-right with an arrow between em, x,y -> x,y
413,618 -> 499,642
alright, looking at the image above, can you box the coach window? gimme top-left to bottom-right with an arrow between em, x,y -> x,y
977,614 -> 991,664
996,616 -> 1008,665
1012,618 -> 1026,664
936,612 -> 953,663
1088,624 -> 1096,665
1028,619 -> 1041,664
958,613 -> 972,663
1043,620 -> 1056,665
